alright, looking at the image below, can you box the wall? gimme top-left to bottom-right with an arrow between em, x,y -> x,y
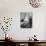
0,0 -> 46,40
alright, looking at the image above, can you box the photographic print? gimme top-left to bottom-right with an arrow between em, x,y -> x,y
20,12 -> 32,28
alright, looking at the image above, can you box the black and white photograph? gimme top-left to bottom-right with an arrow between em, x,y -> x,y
20,12 -> 32,28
